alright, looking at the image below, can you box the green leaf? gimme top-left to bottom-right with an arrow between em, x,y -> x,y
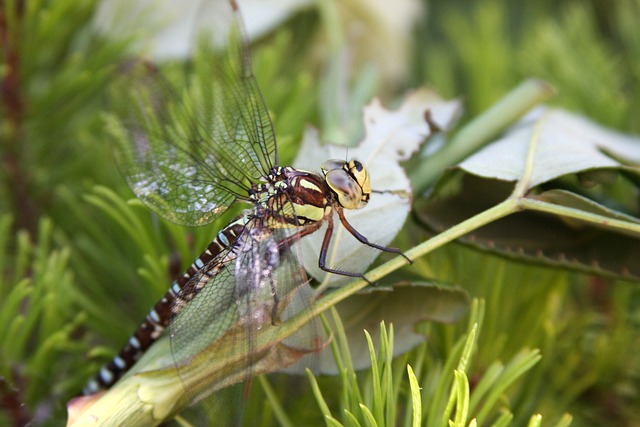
359,404 -> 378,427
406,365 -> 422,427
417,106 -> 640,281
417,176 -> 640,280
458,108 -> 640,190
320,282 -> 469,374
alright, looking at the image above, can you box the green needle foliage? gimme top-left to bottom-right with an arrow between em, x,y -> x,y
2,0 -> 640,426
303,303 -> 569,427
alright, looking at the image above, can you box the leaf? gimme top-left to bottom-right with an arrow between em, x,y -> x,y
318,282 -> 469,374
407,365 -> 422,427
417,174 -> 640,280
295,89 -> 462,284
417,108 -> 640,280
458,107 -> 640,190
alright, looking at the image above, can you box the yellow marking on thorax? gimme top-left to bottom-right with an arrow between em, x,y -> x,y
299,179 -> 322,192
266,203 -> 328,228
292,202 -> 326,222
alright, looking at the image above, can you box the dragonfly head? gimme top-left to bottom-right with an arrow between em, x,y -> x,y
322,159 -> 371,210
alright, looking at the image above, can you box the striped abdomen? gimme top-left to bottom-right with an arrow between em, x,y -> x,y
83,218 -> 246,394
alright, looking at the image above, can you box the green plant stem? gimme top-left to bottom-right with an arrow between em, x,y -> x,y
258,376 -> 294,427
520,198 -> 640,236
307,184 -> 640,334
311,198 -> 516,315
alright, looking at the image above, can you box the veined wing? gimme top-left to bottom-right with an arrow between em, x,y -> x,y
107,0 -> 276,226
169,225 -> 320,406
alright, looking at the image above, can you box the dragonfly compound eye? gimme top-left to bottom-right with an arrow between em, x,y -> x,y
320,159 -> 346,175
326,168 -> 366,209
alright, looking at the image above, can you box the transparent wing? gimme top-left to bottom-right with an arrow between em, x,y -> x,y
169,225 -> 320,406
108,0 -> 276,226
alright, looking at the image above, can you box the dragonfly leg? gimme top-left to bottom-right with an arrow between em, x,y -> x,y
336,207 -> 412,264
279,220 -> 323,248
318,213 -> 374,285
268,275 -> 279,325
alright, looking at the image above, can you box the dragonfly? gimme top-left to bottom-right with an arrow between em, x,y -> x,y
84,0 -> 410,398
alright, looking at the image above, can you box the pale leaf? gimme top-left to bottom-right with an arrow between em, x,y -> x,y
459,107 -> 640,189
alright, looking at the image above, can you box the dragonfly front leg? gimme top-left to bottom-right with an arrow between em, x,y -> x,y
268,274 -> 279,325
318,212 -> 374,285
335,207 -> 412,264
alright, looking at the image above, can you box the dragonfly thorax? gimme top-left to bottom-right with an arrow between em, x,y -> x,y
253,161 -> 372,230
250,167 -> 330,228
